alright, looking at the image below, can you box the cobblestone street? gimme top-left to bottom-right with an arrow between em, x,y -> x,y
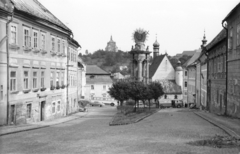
0,107 -> 239,154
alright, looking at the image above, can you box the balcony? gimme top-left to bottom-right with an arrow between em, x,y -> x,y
40,49 -> 47,55
23,46 -> 32,52
61,85 -> 65,89
57,52 -> 62,57
32,88 -> 39,92
40,87 -> 46,91
56,84 -> 61,90
50,51 -> 57,56
22,89 -> 31,94
50,85 -> 55,90
32,48 -> 40,54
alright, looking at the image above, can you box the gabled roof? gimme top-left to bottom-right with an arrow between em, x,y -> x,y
11,0 -> 71,32
182,58 -> 190,68
149,54 -> 165,78
159,80 -> 182,94
86,76 -> 112,84
186,49 -> 201,67
86,65 -> 110,75
206,29 -> 226,51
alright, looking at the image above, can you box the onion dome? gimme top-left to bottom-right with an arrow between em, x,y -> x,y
153,39 -> 159,47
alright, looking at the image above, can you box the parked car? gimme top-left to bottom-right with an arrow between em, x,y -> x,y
102,101 -> 118,106
89,101 -> 105,107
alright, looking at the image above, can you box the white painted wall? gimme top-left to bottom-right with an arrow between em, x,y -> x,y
152,56 -> 175,81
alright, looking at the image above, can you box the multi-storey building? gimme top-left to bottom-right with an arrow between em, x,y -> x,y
195,34 -> 208,110
186,50 -> 201,107
66,38 -> 81,115
85,65 -> 115,104
205,29 -> 227,115
77,54 -> 86,101
222,2 -> 240,118
0,0 -> 82,125
182,59 -> 190,107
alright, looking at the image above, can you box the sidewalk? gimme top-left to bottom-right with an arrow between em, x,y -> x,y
194,110 -> 240,139
0,111 -> 88,136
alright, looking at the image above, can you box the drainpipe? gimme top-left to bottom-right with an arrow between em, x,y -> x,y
6,8 -> 14,125
66,39 -> 70,116
222,21 -> 228,116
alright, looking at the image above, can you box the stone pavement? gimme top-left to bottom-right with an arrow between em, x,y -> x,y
194,110 -> 240,139
0,111 -> 88,136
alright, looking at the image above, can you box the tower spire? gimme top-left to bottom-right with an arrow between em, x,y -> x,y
201,30 -> 207,47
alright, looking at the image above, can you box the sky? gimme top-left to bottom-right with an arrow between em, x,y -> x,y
38,0 -> 239,56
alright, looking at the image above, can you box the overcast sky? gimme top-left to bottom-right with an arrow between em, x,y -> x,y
38,0 -> 239,56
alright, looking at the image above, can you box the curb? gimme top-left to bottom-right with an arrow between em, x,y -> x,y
0,112 -> 88,136
194,112 -> 240,139
109,109 -> 159,126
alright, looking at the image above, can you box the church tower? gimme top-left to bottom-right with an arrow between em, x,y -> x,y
153,38 -> 159,58
175,61 -> 183,90
105,36 -> 118,52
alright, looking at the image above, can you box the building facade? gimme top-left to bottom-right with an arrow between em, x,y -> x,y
0,0 -> 83,125
222,3 -> 240,118
149,40 -> 183,107
186,49 -> 201,107
85,65 -> 115,104
206,29 -> 227,115
182,60 -> 189,106
66,38 -> 81,115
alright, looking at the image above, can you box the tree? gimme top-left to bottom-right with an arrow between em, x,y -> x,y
128,81 -> 147,112
108,80 -> 130,106
144,86 -> 154,110
148,81 -> 164,108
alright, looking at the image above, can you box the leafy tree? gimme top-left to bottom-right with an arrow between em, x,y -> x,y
144,86 -> 154,110
108,81 -> 130,106
128,81 -> 147,112
148,81 -> 164,108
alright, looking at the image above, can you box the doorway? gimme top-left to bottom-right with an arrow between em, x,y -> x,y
40,101 -> 45,121
10,105 -> 15,124
171,100 -> 175,108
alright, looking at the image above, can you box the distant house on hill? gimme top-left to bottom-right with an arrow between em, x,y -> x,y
85,65 -> 115,103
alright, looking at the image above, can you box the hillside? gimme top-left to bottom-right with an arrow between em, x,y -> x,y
81,50 -> 132,75
80,50 -> 192,75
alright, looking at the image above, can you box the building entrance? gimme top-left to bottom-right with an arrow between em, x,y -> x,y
40,101 -> 45,121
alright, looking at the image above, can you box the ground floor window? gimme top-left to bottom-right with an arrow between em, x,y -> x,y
174,95 -> 178,99
27,103 -> 32,118
52,102 -> 56,114
0,85 -> 3,101
57,101 -> 60,112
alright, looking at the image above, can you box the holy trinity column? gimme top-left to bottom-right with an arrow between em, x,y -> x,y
129,29 -> 151,83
